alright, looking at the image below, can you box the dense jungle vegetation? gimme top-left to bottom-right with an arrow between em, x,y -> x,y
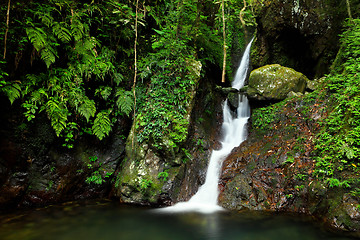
0,0 -> 255,149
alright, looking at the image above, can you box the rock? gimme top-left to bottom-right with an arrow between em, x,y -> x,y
218,92 -> 360,234
0,98 -> 129,209
247,64 -> 308,100
228,92 -> 240,109
307,77 -> 326,91
287,91 -> 303,98
252,0 -> 349,78
113,61 -> 226,205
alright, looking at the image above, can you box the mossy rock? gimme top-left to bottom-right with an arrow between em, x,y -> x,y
247,64 -> 308,101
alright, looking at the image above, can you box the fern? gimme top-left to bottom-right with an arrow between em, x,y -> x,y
92,111 -> 112,140
40,46 -> 57,68
26,27 -> 47,51
95,86 -> 112,100
26,27 -> 57,68
52,22 -> 71,43
116,88 -> 134,116
77,97 -> 96,122
71,19 -> 86,41
38,12 -> 54,27
3,83 -> 21,104
46,99 -> 68,136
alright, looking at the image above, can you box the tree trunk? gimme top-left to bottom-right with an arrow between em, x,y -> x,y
221,0 -> 226,83
3,0 -> 11,59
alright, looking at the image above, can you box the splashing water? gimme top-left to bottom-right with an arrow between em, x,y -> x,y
158,39 -> 253,214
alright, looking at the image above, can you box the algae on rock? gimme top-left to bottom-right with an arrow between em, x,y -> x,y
247,64 -> 308,101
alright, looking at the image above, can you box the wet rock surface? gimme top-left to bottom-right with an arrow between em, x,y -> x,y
0,96 -> 129,209
247,64 -> 308,101
218,94 -> 360,235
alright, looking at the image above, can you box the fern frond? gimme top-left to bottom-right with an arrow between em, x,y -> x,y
95,86 -> 112,100
71,19 -> 85,41
26,27 -> 47,51
38,13 -> 54,27
40,46 -> 57,68
116,88 -> 134,116
3,83 -> 21,104
46,99 -> 68,136
113,72 -> 124,85
92,111 -> 112,140
53,22 -> 71,43
77,97 -> 96,122
31,88 -> 48,103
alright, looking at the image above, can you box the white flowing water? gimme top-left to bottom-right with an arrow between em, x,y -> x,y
232,37 -> 254,90
158,39 -> 253,214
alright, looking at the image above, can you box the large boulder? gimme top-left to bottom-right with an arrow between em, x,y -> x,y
247,64 -> 308,101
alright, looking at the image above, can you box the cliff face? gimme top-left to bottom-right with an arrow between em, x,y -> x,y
251,0 -> 351,79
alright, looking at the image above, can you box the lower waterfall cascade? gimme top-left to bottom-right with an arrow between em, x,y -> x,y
158,38 -> 254,213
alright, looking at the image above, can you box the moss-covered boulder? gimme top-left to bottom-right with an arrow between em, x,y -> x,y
247,64 -> 308,101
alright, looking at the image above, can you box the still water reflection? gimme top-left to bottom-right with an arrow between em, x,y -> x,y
0,200 -> 356,240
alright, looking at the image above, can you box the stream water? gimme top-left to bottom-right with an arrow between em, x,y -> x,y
0,200 -> 355,240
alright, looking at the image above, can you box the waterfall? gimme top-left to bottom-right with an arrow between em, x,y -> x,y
232,37 -> 254,90
158,39 -> 253,214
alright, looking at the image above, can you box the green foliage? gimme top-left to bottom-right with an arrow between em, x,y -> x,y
252,101 -> 286,131
85,155 -> 113,185
77,98 -> 96,122
46,99 -> 68,136
3,82 -> 22,105
92,112 -> 112,141
116,89 -> 134,117
1,0 -> 249,149
1,1 -> 137,144
313,19 -> 360,189
158,171 -> 169,182
139,178 -> 153,191
326,178 -> 351,188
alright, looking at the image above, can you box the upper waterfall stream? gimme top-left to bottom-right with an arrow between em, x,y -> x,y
158,39 -> 254,213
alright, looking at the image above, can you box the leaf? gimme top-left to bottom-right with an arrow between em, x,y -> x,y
40,46 -> 57,68
26,27 -> 47,51
46,99 -> 68,136
95,86 -> 112,100
92,111 -> 112,140
77,97 -> 96,122
52,22 -> 72,43
3,83 -> 21,104
116,88 -> 134,116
